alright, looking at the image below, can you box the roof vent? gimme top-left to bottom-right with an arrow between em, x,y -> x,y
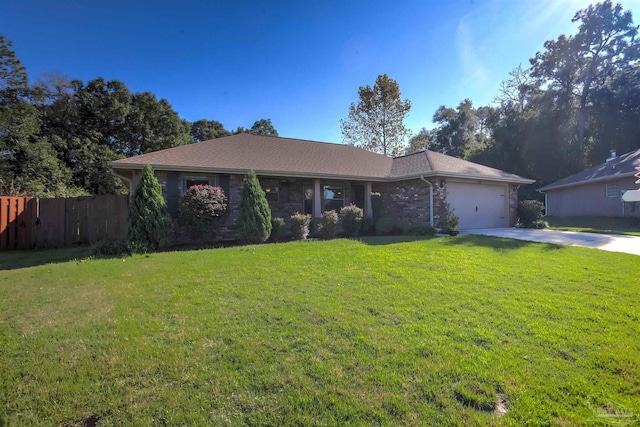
606,149 -> 617,162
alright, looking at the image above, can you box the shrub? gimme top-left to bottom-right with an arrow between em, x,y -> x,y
375,218 -> 394,236
361,217 -> 375,236
340,204 -> 364,237
269,217 -> 286,242
92,239 -> 131,257
517,200 -> 546,228
290,212 -> 311,240
439,203 -> 459,233
237,170 -> 272,244
178,185 -> 227,237
319,210 -> 339,240
406,224 -> 436,236
127,164 -> 172,253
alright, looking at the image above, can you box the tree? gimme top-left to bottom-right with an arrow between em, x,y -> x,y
530,0 -> 639,166
431,99 -> 485,158
249,118 -> 278,136
127,164 -> 172,252
230,119 -> 279,137
122,92 -> 190,155
236,170 -> 272,244
406,128 -> 432,154
0,34 -> 28,105
494,65 -> 537,113
0,35 -> 76,196
341,74 -> 412,156
190,119 -> 230,142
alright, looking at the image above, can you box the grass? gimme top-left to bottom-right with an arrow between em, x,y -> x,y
1,236 -> 639,426
546,216 -> 640,236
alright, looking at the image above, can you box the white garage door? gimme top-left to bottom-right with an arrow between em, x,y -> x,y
447,182 -> 508,229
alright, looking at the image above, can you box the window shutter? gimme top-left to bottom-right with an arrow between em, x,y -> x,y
219,175 -> 231,202
166,172 -> 179,217
280,181 -> 289,203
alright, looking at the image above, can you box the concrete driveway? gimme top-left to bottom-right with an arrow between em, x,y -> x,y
463,228 -> 640,256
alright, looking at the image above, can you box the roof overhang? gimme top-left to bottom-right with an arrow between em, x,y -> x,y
408,171 -> 535,185
538,172 -> 636,192
111,162 -> 535,185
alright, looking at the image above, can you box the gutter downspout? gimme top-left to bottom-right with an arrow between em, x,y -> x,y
420,175 -> 434,227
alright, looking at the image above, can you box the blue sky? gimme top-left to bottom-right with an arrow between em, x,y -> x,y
2,0 -> 640,143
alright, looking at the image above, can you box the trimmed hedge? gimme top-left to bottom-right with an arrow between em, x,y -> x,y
291,213 -> 311,240
320,210 -> 338,240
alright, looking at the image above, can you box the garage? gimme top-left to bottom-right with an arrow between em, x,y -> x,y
446,182 -> 508,229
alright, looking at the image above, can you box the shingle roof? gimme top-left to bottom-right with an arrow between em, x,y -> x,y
390,150 -> 531,182
539,148 -> 640,192
111,134 -> 534,184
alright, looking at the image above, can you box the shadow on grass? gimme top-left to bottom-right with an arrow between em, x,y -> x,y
0,246 -> 93,271
360,234 -> 565,252
439,235 -> 564,252
358,236 -> 434,246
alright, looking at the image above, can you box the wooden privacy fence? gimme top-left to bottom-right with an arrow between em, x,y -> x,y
0,197 -> 37,250
0,195 -> 128,250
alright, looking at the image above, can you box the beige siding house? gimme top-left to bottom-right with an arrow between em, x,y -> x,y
111,134 -> 534,230
539,149 -> 640,218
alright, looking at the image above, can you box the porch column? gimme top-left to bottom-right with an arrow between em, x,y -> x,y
313,179 -> 322,218
364,182 -> 373,218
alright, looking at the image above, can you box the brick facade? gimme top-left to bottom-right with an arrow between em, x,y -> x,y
162,171 -> 521,244
373,178 -> 434,226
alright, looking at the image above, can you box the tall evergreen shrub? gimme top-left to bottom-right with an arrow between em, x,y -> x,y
237,170 -> 272,244
127,164 -> 172,252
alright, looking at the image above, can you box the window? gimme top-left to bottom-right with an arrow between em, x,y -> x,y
606,182 -> 619,198
262,180 -> 279,202
183,175 -> 215,193
323,184 -> 344,212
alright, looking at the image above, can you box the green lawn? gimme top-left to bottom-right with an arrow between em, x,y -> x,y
546,216 -> 640,236
1,237 -> 639,426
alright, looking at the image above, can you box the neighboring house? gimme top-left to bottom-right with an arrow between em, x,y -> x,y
539,149 -> 640,218
110,134 -> 534,230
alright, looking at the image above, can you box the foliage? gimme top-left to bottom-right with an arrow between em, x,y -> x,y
545,216 -> 640,236
269,217 -> 286,242
237,170 -> 272,244
405,224 -> 436,236
530,0 -> 639,166
189,119 -> 230,142
341,74 -> 411,156
91,239 -> 131,257
318,210 -> 339,240
516,200 -> 547,229
340,204 -> 364,237
249,118 -> 278,136
439,204 -> 459,232
290,212 -> 311,240
178,185 -> 228,237
3,238 -> 639,425
360,217 -> 375,236
431,99 -> 489,159
232,118 -> 279,137
406,128 -> 432,154
375,218 -> 406,236
126,164 -> 172,252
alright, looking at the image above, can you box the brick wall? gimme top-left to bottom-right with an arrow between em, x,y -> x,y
373,178 -> 434,226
